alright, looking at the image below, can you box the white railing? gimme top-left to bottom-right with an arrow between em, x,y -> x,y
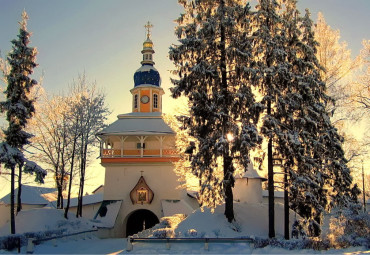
101,149 -> 178,158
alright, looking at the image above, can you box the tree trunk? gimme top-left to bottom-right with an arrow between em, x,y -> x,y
224,155 -> 234,222
219,0 -> 234,223
16,164 -> 22,213
65,137 -> 77,219
80,142 -> 88,217
267,100 -> 275,238
10,166 -> 15,234
284,167 -> 289,240
77,137 -> 87,218
57,185 -> 63,209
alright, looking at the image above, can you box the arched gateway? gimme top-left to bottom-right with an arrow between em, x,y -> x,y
126,209 -> 159,237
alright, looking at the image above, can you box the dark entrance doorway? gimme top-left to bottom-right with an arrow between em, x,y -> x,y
126,209 -> 159,237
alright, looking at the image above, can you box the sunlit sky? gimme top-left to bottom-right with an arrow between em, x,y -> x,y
0,0 -> 369,195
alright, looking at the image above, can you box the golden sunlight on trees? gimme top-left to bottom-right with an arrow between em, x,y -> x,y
314,13 -> 369,189
314,12 -> 361,124
163,101 -> 199,191
28,93 -> 72,209
352,40 -> 370,117
27,73 -> 110,218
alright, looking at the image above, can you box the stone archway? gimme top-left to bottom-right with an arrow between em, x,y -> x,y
126,209 -> 159,237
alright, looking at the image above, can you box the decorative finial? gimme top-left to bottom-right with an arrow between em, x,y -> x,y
144,21 -> 153,39
140,171 -> 144,177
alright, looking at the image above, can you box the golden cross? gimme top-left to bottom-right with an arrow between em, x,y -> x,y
144,21 -> 153,39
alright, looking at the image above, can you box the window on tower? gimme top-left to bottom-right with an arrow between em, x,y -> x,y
134,94 -> 138,108
153,94 -> 158,108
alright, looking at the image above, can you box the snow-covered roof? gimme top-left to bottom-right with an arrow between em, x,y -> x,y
161,200 -> 194,217
0,207 -> 96,236
93,200 -> 122,228
187,190 -> 198,199
0,185 -> 56,205
92,185 -> 104,194
97,112 -> 174,136
48,193 -> 104,208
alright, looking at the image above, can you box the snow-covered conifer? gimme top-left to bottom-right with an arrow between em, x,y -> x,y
0,11 -> 46,234
283,8 -> 359,237
251,0 -> 289,238
170,0 -> 262,222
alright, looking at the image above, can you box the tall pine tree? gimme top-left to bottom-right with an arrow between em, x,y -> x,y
0,11 -> 46,234
252,0 -> 289,238
281,7 -> 359,237
170,0 -> 262,222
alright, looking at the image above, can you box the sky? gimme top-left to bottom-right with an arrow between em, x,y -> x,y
0,0 -> 369,195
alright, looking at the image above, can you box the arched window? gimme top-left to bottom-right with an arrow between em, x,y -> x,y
134,94 -> 138,108
153,94 -> 158,108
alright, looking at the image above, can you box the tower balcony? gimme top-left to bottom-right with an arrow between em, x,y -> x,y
99,135 -> 179,163
101,148 -> 178,158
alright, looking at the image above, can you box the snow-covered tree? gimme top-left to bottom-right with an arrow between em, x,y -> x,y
251,1 -> 360,238
163,102 -> 198,191
0,11 -> 46,234
353,40 -> 370,115
70,74 -> 110,218
313,13 -> 366,189
314,12 -> 361,124
251,0 -> 289,238
283,9 -> 360,237
28,94 -> 75,209
170,0 -> 262,222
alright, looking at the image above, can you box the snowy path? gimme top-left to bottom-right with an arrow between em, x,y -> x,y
0,237 -> 369,254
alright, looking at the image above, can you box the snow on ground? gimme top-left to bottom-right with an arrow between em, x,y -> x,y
0,205 -> 368,254
175,202 -> 298,238
0,237 -> 368,254
0,208 -> 95,236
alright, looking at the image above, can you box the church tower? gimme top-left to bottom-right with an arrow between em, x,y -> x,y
131,22 -> 164,113
95,22 -> 197,238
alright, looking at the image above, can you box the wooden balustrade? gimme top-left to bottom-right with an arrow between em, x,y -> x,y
102,148 -> 177,158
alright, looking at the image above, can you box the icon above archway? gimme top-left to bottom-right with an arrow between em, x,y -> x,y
130,176 -> 154,205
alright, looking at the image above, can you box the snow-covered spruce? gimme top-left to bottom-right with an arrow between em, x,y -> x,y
170,0 -> 262,223
0,11 -> 46,235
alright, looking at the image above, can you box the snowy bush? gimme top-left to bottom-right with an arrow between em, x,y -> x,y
148,214 -> 187,238
327,210 -> 370,248
0,235 -> 22,251
291,220 -> 307,239
182,229 -> 205,238
185,229 -> 198,237
0,229 -> 66,250
152,228 -> 175,238
158,214 -> 186,229
253,237 -> 330,250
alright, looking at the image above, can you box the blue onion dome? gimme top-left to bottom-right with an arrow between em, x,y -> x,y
134,64 -> 161,87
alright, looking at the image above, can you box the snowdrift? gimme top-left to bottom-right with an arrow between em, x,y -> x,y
0,207 -> 96,236
174,202 -> 298,238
